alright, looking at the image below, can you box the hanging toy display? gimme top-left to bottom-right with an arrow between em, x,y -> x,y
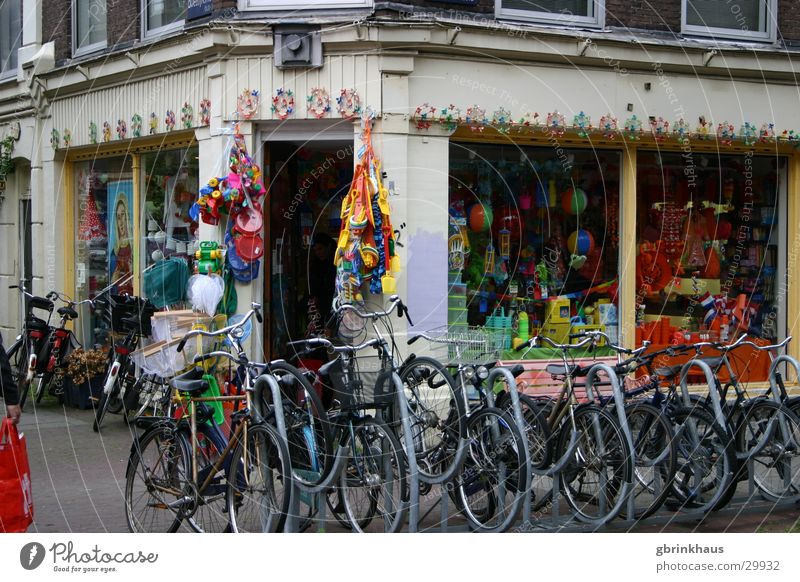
335,112 -> 401,301
131,114 -> 143,138
561,187 -> 588,215
181,102 -> 194,128
307,87 -> 331,119
336,88 -> 361,120
237,89 -> 260,120
567,228 -> 594,255
271,88 -> 294,121
484,244 -> 496,274
469,203 -> 493,233
102,122 -> 112,142
199,99 -> 211,125
499,224 -> 511,260
196,241 -> 224,275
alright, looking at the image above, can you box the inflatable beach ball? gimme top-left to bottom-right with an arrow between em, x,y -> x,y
561,187 -> 588,215
469,203 -> 493,233
567,229 -> 594,255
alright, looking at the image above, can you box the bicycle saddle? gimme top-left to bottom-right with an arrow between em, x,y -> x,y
170,367 -> 209,395
697,356 -> 724,369
58,306 -> 79,320
509,364 -> 525,378
546,363 -> 583,377
654,364 -> 683,379
318,357 -> 341,378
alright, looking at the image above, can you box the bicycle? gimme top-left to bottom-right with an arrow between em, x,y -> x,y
678,333 -> 800,504
93,295 -> 157,432
407,331 -> 531,532
125,306 -> 293,533
514,334 -> 634,526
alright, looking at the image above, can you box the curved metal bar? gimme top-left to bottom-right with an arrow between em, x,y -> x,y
487,366 -> 533,525
390,371 -> 421,532
678,359 -> 726,429
584,363 -> 636,476
768,355 -> 800,403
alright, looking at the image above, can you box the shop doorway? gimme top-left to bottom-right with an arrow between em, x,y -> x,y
265,140 -> 353,359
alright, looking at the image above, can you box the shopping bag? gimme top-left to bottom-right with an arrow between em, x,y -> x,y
0,419 -> 34,532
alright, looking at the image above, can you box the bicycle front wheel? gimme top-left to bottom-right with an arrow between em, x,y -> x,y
555,405 -> 633,526
396,356 -> 467,484
668,405 -> 736,513
10,339 -> 33,411
736,400 -> 800,503
125,424 -> 191,533
455,407 -> 528,532
227,423 -> 292,533
340,418 -> 408,533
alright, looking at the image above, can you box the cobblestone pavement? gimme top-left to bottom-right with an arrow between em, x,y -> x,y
16,401 -> 800,533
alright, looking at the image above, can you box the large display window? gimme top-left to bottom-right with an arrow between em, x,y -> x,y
74,156 -> 134,347
635,151 -> 786,381
448,143 -> 621,359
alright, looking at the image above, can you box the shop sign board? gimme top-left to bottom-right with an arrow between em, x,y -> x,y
187,0 -> 213,20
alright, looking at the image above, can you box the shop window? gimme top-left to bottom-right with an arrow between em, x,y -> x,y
143,0 -> 186,38
496,0 -> 602,27
74,157 -> 134,347
73,0 -> 107,55
448,143 -> 621,360
0,0 -> 21,79
141,145 -> 199,282
635,152 -> 786,381
682,0 -> 775,41
239,0 -> 372,9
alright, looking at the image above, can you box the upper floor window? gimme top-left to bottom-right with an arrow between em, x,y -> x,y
239,0 -> 371,9
0,0 -> 21,79
74,0 -> 108,56
682,0 -> 776,42
144,0 -> 186,38
496,0 -> 603,27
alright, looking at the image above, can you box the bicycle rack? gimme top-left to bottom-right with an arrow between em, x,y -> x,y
253,371 -> 425,533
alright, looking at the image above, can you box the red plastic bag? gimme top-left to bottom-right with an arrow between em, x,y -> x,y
0,419 -> 34,532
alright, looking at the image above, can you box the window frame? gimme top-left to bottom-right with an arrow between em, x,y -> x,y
0,0 -> 22,81
141,0 -> 186,40
72,0 -> 108,58
495,0 -> 604,28
681,0 -> 777,43
238,0 -> 372,10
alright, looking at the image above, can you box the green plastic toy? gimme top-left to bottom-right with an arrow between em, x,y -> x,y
196,240 -> 224,274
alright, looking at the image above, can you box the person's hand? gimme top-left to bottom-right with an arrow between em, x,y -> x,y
6,405 -> 21,425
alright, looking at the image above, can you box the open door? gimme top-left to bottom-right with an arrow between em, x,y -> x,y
264,141 -> 354,360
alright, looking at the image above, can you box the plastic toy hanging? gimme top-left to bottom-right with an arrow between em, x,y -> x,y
335,112 -> 401,302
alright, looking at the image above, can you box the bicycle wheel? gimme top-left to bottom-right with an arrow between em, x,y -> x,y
736,400 -> 800,503
125,424 -> 191,533
9,339 -> 33,411
555,405 -> 633,526
667,405 -> 736,513
497,392 -> 554,512
619,402 -> 676,520
396,356 -> 467,484
227,423 -> 292,533
455,407 -> 528,532
340,417 -> 407,533
179,425 -> 233,533
93,357 -> 125,432
268,361 -> 333,488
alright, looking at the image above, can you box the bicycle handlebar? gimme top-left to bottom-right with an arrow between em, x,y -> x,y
335,295 -> 413,326
177,304 -> 261,352
515,335 -> 594,352
691,332 -> 749,352
407,332 -> 485,346
288,336 -> 383,354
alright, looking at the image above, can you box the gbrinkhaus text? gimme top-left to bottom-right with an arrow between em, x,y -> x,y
656,544 -> 724,557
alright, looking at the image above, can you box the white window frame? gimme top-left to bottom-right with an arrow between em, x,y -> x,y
681,0 -> 777,42
0,0 -> 21,81
72,0 -> 108,57
239,0 -> 372,10
496,0 -> 604,28
142,0 -> 186,40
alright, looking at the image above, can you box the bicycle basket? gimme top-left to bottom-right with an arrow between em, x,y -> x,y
421,326 -> 501,366
322,353 -> 394,410
106,295 -> 157,336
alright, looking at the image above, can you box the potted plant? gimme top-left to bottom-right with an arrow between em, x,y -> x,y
57,348 -> 109,409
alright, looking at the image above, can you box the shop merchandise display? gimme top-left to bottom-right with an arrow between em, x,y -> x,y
448,144 -> 620,359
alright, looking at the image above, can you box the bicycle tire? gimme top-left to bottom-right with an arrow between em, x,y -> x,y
496,391 -> 554,512
735,400 -> 800,503
266,361 -> 333,488
454,406 -> 528,532
35,371 -> 52,404
619,402 -> 677,520
396,356 -> 468,485
10,340 -> 33,411
125,424 -> 191,533
93,359 -> 122,433
667,405 -> 736,513
340,417 -> 408,533
555,404 -> 633,526
227,423 -> 292,533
